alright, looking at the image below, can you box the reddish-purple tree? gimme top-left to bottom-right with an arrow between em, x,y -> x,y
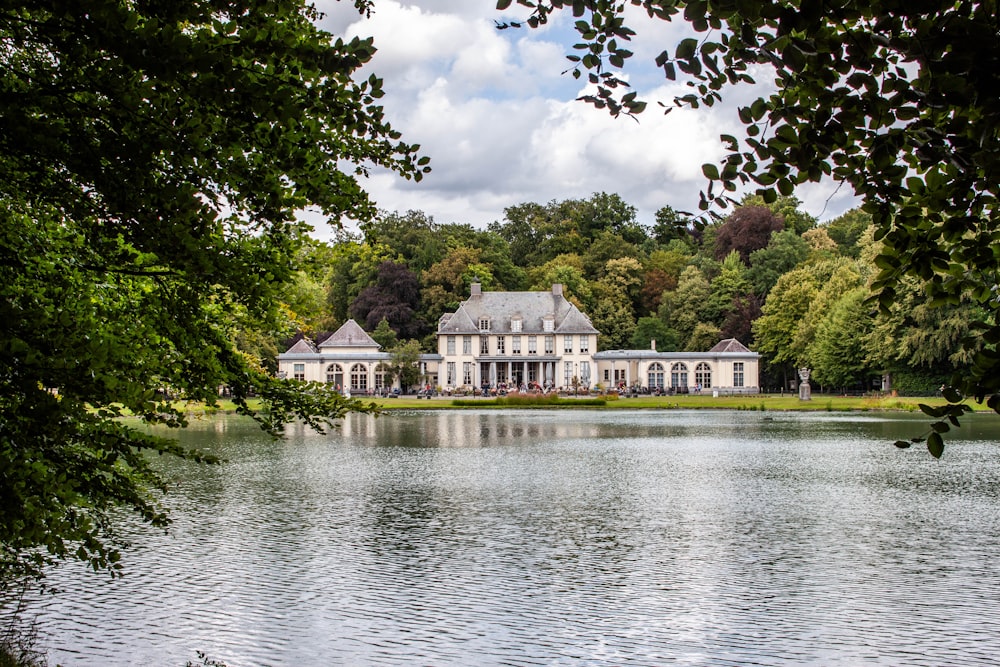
713,206 -> 784,263
350,261 -> 426,339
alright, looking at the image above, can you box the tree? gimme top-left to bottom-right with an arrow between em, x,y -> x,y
659,265 -> 711,348
824,209 -> 873,259
360,210 -> 445,274
370,318 -> 399,350
629,317 -> 679,351
651,205 -> 693,245
811,288 -> 874,390
707,250 -> 752,324
752,268 -> 819,367
502,0 -> 1000,455
385,340 -> 424,391
421,246 -> 495,325
713,206 -> 785,263
687,322 -> 723,352
350,261 -> 424,339
747,230 -> 810,296
1,1 -> 425,583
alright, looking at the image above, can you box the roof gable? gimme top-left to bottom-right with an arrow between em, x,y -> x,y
709,338 -> 751,353
285,337 -> 317,354
318,319 -> 380,351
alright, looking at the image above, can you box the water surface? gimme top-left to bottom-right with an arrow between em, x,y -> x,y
21,410 -> 1000,665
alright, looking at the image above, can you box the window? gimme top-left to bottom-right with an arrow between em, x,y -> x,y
528,336 -> 537,354
374,369 -> 385,389
671,362 -> 689,388
604,369 -> 611,382
579,336 -> 590,353
447,362 -> 455,386
447,336 -> 455,355
580,361 -> 591,385
512,336 -> 521,354
564,335 -> 573,354
480,336 -> 490,355
293,363 -> 305,381
497,336 -> 505,355
543,317 -> 554,332
544,336 -> 554,355
325,363 -> 341,384
511,318 -> 522,332
463,335 -> 472,354
350,363 -> 367,391
648,362 -> 665,389
564,361 -> 573,386
734,362 -> 745,388
479,317 -> 490,332
695,362 -> 712,389
463,362 -> 472,385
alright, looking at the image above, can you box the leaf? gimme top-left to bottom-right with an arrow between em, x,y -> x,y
927,432 -> 944,459
676,38 -> 698,60
496,0 -> 512,9
702,163 -> 720,179
893,440 -> 912,449
918,403 -> 945,418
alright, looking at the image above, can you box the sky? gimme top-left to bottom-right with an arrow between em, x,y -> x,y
305,1 -> 860,241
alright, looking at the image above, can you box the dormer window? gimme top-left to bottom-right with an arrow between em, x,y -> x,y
479,317 -> 491,332
511,317 -> 522,333
543,317 -> 554,332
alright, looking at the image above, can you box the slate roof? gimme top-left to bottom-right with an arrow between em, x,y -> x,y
317,319 -> 380,350
284,337 -> 317,354
437,285 -> 599,335
708,338 -> 752,353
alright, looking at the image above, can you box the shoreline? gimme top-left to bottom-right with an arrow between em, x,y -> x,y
185,393 -> 997,416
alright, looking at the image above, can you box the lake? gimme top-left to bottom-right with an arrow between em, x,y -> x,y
18,409 -> 1000,666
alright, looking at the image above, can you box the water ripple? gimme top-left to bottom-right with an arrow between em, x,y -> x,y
12,410 -> 1000,666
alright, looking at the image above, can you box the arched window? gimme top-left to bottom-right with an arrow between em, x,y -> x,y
671,362 -> 688,388
647,362 -> 665,389
350,363 -> 368,391
695,362 -> 712,389
326,363 -> 343,385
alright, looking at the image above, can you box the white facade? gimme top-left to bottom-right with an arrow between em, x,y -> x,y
594,339 -> 760,394
276,319 -> 441,394
277,284 -> 760,395
436,283 -> 599,392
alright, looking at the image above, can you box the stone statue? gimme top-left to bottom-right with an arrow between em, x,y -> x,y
798,367 -> 811,401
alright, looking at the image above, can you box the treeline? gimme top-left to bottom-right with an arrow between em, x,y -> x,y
267,192 -> 982,394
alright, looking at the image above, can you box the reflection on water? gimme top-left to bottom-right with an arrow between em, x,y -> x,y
17,410 -> 1000,666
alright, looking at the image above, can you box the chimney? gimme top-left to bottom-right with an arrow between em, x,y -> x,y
651,339 -> 656,351
552,283 -> 563,297
470,282 -> 481,297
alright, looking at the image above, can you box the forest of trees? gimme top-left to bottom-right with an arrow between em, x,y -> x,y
271,191 -> 980,396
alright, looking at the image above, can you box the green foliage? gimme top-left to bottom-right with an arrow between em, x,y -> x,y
659,265 -> 711,346
887,368 -> 952,397
751,268 -> 818,365
747,230 -> 811,296
384,340 -> 424,390
686,322 -> 722,352
1,1 -> 418,581
370,318 -> 398,350
630,317 -> 679,351
811,287 -> 873,389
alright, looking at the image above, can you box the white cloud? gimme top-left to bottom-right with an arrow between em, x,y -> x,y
308,1 -> 860,240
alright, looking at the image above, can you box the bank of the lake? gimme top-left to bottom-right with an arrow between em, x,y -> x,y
189,393 -> 991,416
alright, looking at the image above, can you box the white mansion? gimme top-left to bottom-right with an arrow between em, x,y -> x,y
277,283 -> 759,395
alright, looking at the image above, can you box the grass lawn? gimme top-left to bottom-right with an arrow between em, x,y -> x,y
317,393 -> 991,413
171,393 -> 995,416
